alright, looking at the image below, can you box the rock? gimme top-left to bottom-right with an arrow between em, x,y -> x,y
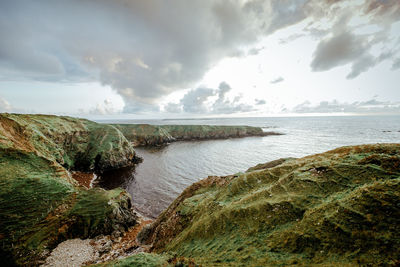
41,239 -> 95,267
113,124 -> 282,147
0,114 -> 138,266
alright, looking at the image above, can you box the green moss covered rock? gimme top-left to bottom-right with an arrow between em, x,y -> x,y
0,114 -> 138,266
113,124 -> 279,146
139,144 -> 400,266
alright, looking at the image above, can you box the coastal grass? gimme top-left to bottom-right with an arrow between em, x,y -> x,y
94,253 -> 172,267
141,144 -> 400,266
113,124 -> 271,146
0,113 -> 138,265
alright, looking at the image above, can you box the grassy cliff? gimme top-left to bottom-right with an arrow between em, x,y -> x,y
0,113 -> 138,266
113,124 -> 279,146
137,144 -> 400,266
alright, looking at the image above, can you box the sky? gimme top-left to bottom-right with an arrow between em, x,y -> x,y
0,0 -> 399,118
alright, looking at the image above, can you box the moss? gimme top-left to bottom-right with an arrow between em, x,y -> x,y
113,124 -> 278,146
0,113 -> 136,173
93,253 -> 172,267
140,144 -> 400,266
0,114 -> 138,265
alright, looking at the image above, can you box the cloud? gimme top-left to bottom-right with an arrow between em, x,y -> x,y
310,29 -> 395,79
392,58 -> 400,70
181,87 -> 215,113
0,0 -> 324,113
88,99 -> 121,115
1,0 -> 399,114
248,46 -> 265,55
291,99 -> 400,114
0,97 -> 12,112
165,81 -> 256,114
164,102 -> 183,113
311,31 -> 367,72
309,0 -> 400,78
255,99 -> 267,105
1,0 -> 283,110
270,77 -> 284,84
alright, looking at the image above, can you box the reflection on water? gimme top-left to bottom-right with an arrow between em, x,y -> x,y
96,115 -> 400,218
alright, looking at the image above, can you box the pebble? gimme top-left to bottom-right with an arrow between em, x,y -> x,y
41,239 -> 95,267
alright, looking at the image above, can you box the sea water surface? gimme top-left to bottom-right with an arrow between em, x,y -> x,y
97,115 -> 400,218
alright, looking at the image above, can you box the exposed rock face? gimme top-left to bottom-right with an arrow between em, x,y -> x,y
138,144 -> 400,266
113,124 -> 281,146
0,114 -> 138,266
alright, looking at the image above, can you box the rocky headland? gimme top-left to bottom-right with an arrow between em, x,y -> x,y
113,124 -> 281,147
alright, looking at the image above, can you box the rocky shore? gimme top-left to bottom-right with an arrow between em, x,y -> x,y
113,124 -> 281,147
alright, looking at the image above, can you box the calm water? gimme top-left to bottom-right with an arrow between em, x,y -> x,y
97,115 -> 400,218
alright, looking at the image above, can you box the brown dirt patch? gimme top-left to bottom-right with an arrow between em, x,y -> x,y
71,171 -> 95,189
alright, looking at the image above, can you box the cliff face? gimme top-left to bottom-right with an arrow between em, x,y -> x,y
137,144 -> 400,266
113,124 -> 280,146
0,114 -> 138,266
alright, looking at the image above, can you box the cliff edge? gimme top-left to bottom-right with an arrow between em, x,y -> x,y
113,124 -> 280,146
128,143 -> 400,266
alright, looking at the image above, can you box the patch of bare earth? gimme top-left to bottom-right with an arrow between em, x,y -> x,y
71,171 -> 95,189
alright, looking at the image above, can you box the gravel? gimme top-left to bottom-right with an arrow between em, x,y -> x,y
41,239 -> 95,267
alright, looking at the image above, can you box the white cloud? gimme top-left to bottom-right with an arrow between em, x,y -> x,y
0,0 -> 399,114
88,99 -> 122,115
0,97 -> 12,112
270,77 -> 284,84
291,99 -> 400,114
164,82 -> 256,114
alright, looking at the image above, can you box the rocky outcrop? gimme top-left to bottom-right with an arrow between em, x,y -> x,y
137,144 -> 400,266
0,114 -> 138,266
113,124 -> 281,146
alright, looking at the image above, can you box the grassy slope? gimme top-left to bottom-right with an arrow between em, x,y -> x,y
0,114 -> 137,265
138,144 -> 400,266
113,124 -> 273,146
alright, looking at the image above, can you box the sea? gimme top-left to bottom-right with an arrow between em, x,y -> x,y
96,115 -> 400,218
